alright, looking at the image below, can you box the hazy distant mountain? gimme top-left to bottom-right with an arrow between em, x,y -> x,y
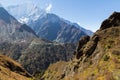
7,3 -> 93,43
0,6 -> 37,42
28,13 -> 93,43
7,3 -> 46,24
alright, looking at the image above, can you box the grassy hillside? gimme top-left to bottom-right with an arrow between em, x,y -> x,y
0,54 -> 32,80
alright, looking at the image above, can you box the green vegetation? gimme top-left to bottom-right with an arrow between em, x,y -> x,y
0,41 -> 76,78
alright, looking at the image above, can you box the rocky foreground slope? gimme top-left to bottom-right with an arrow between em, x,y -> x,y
0,54 -> 32,80
42,12 -> 120,80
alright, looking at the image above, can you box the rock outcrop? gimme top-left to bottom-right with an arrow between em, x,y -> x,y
100,12 -> 120,30
75,35 -> 90,59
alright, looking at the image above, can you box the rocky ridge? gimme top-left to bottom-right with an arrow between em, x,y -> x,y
42,12 -> 120,80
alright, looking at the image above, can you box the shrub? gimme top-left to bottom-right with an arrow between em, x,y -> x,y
103,55 -> 110,61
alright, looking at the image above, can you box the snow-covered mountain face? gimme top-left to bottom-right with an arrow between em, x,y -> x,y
6,3 -> 46,24
6,3 -> 93,43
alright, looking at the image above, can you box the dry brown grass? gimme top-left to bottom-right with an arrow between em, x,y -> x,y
0,54 -> 32,80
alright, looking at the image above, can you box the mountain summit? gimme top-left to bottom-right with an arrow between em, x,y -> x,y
100,12 -> 120,30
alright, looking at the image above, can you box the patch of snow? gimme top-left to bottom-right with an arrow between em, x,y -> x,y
19,17 -> 29,23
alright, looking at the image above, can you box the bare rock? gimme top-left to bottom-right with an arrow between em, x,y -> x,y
76,35 -> 90,59
100,12 -> 120,30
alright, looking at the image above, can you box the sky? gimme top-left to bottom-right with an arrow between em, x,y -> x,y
0,0 -> 120,32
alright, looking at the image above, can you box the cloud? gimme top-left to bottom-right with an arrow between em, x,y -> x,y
46,3 -> 52,13
77,22 -> 81,25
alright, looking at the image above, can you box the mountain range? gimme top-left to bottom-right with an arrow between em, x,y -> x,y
6,3 -> 93,43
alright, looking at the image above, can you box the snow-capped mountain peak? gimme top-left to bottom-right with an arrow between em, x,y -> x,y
19,17 -> 29,23
6,3 -> 47,24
